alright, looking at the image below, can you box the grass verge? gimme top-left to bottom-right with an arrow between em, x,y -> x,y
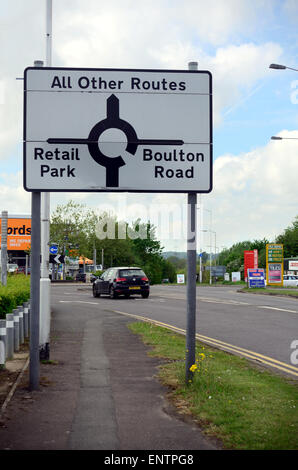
128,321 -> 298,450
239,287 -> 298,298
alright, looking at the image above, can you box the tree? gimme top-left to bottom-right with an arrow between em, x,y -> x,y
50,201 -> 92,258
218,239 -> 269,273
167,255 -> 187,270
50,202 -> 170,282
161,258 -> 177,283
275,215 -> 298,258
129,220 -> 166,284
85,214 -> 136,267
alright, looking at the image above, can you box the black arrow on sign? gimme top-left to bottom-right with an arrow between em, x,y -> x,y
47,94 -> 184,187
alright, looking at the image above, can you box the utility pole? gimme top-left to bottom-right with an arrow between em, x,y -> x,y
39,0 -> 52,360
29,191 -> 41,390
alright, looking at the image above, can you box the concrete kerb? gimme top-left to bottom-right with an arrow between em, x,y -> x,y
0,355 -> 30,419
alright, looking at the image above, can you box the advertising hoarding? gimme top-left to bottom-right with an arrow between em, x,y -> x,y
232,272 -> 241,282
177,274 -> 185,284
247,268 -> 265,288
0,217 -> 31,251
266,244 -> 283,286
289,260 -> 298,271
244,249 -> 258,282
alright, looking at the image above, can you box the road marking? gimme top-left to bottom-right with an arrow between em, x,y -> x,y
153,293 -> 251,306
59,300 -> 98,305
258,306 -> 297,314
112,310 -> 298,378
198,296 -> 250,306
153,294 -> 297,311
63,292 -> 91,296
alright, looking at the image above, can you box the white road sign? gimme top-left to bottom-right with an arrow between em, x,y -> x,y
24,67 -> 212,193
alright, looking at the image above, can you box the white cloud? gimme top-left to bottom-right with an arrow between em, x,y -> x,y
0,0 -> 285,161
282,0 -> 298,24
153,41 -> 283,125
0,171 -> 31,214
172,0 -> 265,46
204,129 -> 298,248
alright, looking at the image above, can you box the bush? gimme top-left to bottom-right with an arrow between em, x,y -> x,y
94,270 -> 104,277
0,274 -> 30,318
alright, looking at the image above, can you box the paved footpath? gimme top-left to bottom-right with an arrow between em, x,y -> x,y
0,301 -> 220,451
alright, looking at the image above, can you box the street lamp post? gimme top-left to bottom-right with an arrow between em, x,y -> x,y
269,63 -> 298,72
271,136 -> 298,140
210,229 -> 217,267
270,63 -> 298,143
205,230 -> 217,285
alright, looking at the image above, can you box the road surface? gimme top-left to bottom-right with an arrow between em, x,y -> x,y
52,283 -> 298,378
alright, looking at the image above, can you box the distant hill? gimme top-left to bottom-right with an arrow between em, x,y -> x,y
162,251 -> 215,262
162,251 -> 187,259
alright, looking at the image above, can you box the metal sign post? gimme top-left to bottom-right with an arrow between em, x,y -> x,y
29,191 -> 41,390
185,191 -> 197,383
185,61 -> 198,384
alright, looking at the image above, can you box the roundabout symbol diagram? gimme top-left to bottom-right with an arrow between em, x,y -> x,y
47,94 -> 184,187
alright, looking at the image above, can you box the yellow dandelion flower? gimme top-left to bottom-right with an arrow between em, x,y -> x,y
189,364 -> 198,373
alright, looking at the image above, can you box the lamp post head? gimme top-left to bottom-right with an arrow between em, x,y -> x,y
271,136 -> 283,140
269,63 -> 286,70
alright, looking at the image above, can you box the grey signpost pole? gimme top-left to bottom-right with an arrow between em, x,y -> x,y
1,211 -> 8,286
186,192 -> 197,383
185,61 -> 198,383
29,191 -> 41,390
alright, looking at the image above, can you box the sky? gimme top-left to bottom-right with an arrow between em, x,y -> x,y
0,0 -> 298,254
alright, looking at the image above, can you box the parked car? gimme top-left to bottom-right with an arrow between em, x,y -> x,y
283,275 -> 298,287
7,263 -> 18,273
75,272 -> 87,282
92,267 -> 150,299
16,266 -> 25,274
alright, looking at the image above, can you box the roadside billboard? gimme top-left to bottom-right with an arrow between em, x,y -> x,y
232,272 -> 241,282
266,244 -> 283,286
206,265 -> 226,277
244,249 -> 258,282
177,274 -> 185,284
289,260 -> 298,271
247,268 -> 265,288
0,217 -> 31,251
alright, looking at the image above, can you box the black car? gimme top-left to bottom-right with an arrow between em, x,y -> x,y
93,267 -> 150,299
75,272 -> 87,282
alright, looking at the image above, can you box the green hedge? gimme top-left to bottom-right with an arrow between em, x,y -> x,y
0,274 -> 31,319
